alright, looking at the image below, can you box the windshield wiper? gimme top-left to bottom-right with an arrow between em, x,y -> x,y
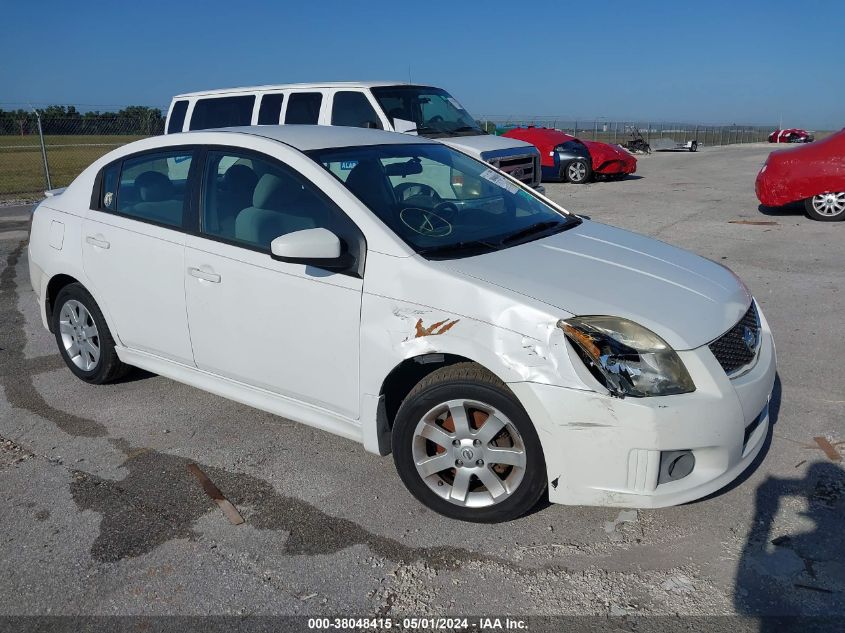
434,125 -> 484,137
499,220 -> 575,246
410,125 -> 440,135
451,125 -> 484,134
417,239 -> 501,258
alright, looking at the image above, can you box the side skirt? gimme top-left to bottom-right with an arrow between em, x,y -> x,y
117,347 -> 364,445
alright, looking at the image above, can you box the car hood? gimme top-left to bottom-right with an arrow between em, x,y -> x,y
441,221 -> 751,350
440,133 -> 537,157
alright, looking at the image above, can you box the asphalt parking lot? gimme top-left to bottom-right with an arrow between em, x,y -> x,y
1,143 -> 843,618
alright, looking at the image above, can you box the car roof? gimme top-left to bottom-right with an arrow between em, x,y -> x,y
184,124 -> 437,151
173,81 -> 426,98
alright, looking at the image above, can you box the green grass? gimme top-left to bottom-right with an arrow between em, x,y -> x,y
0,134 -> 149,197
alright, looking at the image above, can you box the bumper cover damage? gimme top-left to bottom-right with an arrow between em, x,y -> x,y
510,308 -> 776,508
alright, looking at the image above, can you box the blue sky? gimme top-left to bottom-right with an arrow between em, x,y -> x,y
2,0 -> 842,128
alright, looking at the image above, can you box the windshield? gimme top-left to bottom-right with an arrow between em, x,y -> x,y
308,143 -> 580,260
371,86 -> 484,138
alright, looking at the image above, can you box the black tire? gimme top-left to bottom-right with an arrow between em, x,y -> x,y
51,283 -> 129,384
392,362 -> 547,523
564,159 -> 592,184
689,141 -> 698,152
804,194 -> 845,222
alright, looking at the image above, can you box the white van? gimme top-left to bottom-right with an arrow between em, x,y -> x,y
165,82 -> 543,190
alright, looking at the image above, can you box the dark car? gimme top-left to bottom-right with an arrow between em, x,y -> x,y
503,127 -> 636,184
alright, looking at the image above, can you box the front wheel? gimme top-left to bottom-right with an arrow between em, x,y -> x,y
564,159 -> 592,184
392,363 -> 547,522
52,283 -> 129,384
689,141 -> 698,152
804,193 -> 845,221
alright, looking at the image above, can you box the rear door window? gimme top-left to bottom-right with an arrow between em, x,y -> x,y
284,92 -> 323,124
189,96 -> 255,130
113,151 -> 194,228
257,93 -> 284,125
331,92 -> 382,129
167,100 -> 188,133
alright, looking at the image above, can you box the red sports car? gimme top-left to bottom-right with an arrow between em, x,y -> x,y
756,129 -> 845,221
503,127 -> 636,184
768,128 -> 814,143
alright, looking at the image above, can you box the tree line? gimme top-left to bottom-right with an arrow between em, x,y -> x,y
0,105 -> 164,136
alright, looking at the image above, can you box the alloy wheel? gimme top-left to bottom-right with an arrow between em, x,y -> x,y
411,399 -> 527,508
811,192 -> 845,217
58,300 -> 100,371
568,161 -> 587,183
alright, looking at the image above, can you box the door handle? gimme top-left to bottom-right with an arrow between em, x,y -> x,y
188,267 -> 221,283
85,235 -> 110,249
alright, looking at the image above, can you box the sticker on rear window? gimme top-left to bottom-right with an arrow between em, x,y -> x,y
340,160 -> 358,170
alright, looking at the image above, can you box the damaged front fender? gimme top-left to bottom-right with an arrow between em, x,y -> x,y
357,251 -> 599,454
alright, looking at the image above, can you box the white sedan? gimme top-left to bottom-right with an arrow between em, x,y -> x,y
28,125 -> 776,522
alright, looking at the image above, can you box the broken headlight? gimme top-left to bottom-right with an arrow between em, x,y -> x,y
558,316 -> 695,398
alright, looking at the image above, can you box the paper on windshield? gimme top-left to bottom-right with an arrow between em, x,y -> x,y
479,168 -> 520,194
392,118 -> 419,135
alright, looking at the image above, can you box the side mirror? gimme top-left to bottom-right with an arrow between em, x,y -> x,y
271,228 -> 342,263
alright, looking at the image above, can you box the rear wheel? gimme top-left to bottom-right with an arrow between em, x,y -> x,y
52,283 -> 129,384
392,363 -> 546,522
689,141 -> 698,152
565,159 -> 592,184
804,193 -> 845,221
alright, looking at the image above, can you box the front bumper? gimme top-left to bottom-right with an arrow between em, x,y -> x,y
510,308 -> 776,508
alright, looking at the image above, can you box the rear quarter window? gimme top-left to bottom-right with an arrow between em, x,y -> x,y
167,100 -> 188,133
93,162 -> 121,210
190,95 -> 255,130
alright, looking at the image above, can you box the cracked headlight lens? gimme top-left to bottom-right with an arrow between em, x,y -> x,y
558,316 -> 695,398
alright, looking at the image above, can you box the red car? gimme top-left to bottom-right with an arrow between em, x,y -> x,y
756,129 -> 845,221
503,127 -> 636,184
768,128 -> 814,143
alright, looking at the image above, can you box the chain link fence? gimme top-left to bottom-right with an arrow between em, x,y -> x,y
1,111 -> 164,199
477,116 -> 775,146
2,107 -> 782,199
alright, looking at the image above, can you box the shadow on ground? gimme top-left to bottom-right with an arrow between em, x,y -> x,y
735,460 -> 845,628
758,202 -> 806,217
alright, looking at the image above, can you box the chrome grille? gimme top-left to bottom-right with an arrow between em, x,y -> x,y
488,154 -> 536,185
708,302 -> 760,375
